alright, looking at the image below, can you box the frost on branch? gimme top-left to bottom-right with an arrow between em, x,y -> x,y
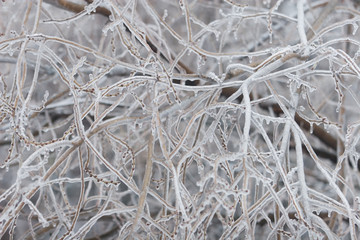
1,0 -> 360,239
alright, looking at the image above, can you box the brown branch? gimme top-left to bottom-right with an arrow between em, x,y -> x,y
43,0 -> 111,17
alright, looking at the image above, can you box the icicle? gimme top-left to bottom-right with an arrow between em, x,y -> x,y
263,0 -> 271,8
269,33 -> 273,44
233,30 -> 238,40
301,92 -> 306,99
353,23 -> 358,35
336,104 -> 340,113
265,117 -> 271,125
179,0 -> 185,14
197,55 -> 206,70
215,31 -> 220,42
162,9 -> 168,21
